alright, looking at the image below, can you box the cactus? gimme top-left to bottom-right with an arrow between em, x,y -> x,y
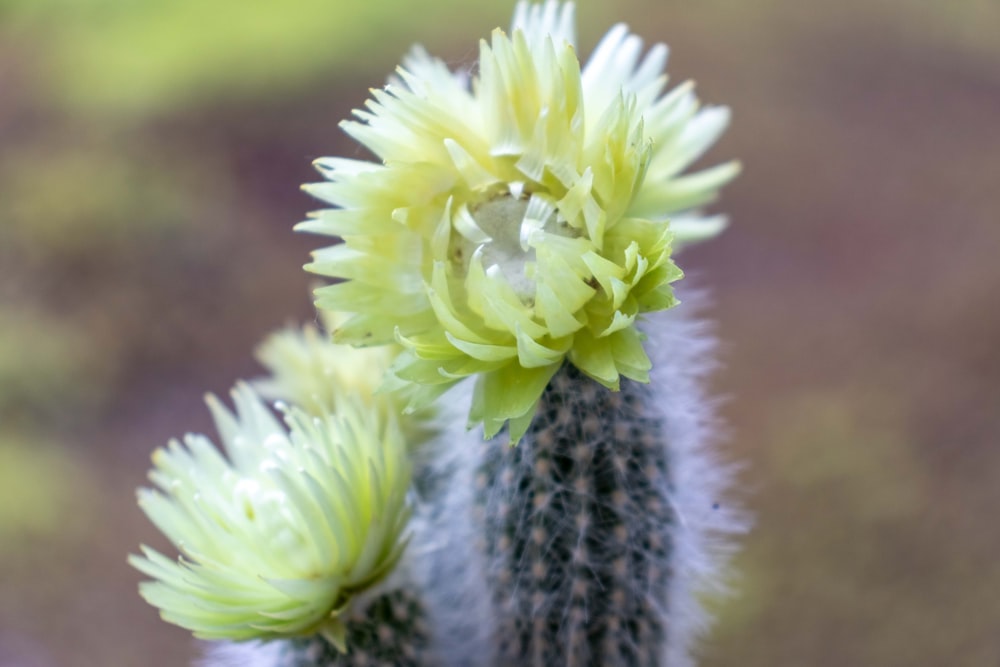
475,299 -> 745,667
478,362 -> 674,665
131,4 -> 746,666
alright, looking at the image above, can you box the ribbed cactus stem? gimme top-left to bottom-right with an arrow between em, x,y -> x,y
201,589 -> 432,667
478,363 -> 675,666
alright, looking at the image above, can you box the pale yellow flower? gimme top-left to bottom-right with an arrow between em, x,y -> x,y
253,310 -> 394,417
253,310 -> 437,444
301,1 -> 738,442
129,384 -> 411,649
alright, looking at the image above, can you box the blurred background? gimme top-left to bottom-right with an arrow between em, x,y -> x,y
1,0 -> 998,665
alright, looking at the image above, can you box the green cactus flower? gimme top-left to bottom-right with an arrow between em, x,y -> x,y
253,310 -> 438,446
301,0 -> 738,442
253,310 -> 397,418
129,383 -> 411,650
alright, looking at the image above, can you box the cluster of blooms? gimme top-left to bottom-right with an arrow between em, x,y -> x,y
131,1 -> 738,662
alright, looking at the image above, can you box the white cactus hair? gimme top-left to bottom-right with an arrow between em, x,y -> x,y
646,287 -> 750,667
198,640 -> 282,667
407,384 -> 499,667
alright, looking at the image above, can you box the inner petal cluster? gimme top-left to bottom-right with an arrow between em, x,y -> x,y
452,185 -> 583,304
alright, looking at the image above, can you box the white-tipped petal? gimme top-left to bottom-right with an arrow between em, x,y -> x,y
513,0 -> 576,49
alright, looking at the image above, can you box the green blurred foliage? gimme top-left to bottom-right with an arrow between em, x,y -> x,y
0,136 -> 238,429
0,433 -> 98,541
765,395 -> 924,522
706,392 -> 1000,667
8,0 -> 502,116
1,143 -> 202,254
0,306 -> 115,425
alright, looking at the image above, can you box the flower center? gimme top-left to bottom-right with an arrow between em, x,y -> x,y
452,184 -> 576,303
471,196 -> 537,299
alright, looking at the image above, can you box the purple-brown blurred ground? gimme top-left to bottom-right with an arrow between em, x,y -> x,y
1,1 -> 998,665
